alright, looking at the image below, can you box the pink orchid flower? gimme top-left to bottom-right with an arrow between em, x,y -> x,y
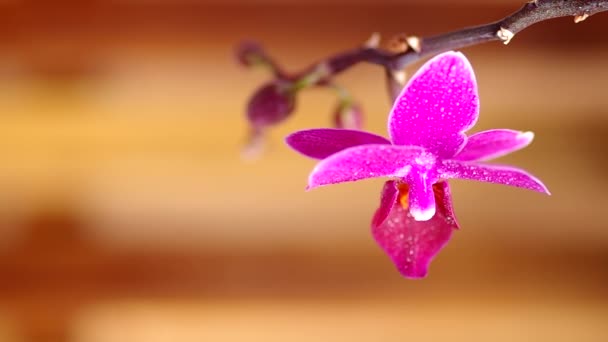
286,51 -> 550,278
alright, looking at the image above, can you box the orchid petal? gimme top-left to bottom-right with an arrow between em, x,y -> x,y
388,51 -> 479,158
307,144 -> 425,190
371,181 -> 399,228
372,186 -> 455,278
286,128 -> 390,160
440,160 -> 550,194
433,181 -> 460,229
454,129 -> 534,162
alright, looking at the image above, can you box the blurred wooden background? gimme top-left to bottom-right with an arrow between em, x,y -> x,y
0,0 -> 607,341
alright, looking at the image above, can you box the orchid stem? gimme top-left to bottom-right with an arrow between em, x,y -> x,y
292,0 -> 607,89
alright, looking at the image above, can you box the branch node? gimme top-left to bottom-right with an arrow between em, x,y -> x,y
392,70 -> 407,85
388,34 -> 410,53
364,32 -> 381,48
406,36 -> 422,53
496,27 -> 515,45
574,13 -> 589,23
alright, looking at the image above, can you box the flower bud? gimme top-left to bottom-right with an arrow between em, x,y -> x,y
246,82 -> 296,128
236,41 -> 267,67
333,102 -> 363,130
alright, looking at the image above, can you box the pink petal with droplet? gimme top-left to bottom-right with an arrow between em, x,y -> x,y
388,51 -> 479,158
440,160 -> 550,194
455,129 -> 534,162
307,144 -> 425,190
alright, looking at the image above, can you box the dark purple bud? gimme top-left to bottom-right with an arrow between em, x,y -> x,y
247,82 -> 296,128
333,102 -> 363,130
236,41 -> 267,67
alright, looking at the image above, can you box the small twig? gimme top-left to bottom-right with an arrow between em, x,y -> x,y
294,0 -> 608,81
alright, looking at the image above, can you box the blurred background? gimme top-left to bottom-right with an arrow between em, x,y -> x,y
0,0 -> 607,341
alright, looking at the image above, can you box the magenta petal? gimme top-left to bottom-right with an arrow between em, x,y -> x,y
372,190 -> 454,279
286,128 -> 390,160
434,181 -> 460,229
307,144 -> 424,189
455,129 -> 534,162
440,160 -> 550,194
388,51 -> 479,158
371,181 -> 399,227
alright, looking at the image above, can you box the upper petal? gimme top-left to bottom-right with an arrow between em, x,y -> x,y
307,144 -> 425,190
286,128 -> 390,160
454,129 -> 534,162
440,160 -> 550,194
388,51 -> 479,158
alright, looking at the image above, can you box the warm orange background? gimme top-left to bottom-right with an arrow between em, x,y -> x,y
0,1 -> 607,341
